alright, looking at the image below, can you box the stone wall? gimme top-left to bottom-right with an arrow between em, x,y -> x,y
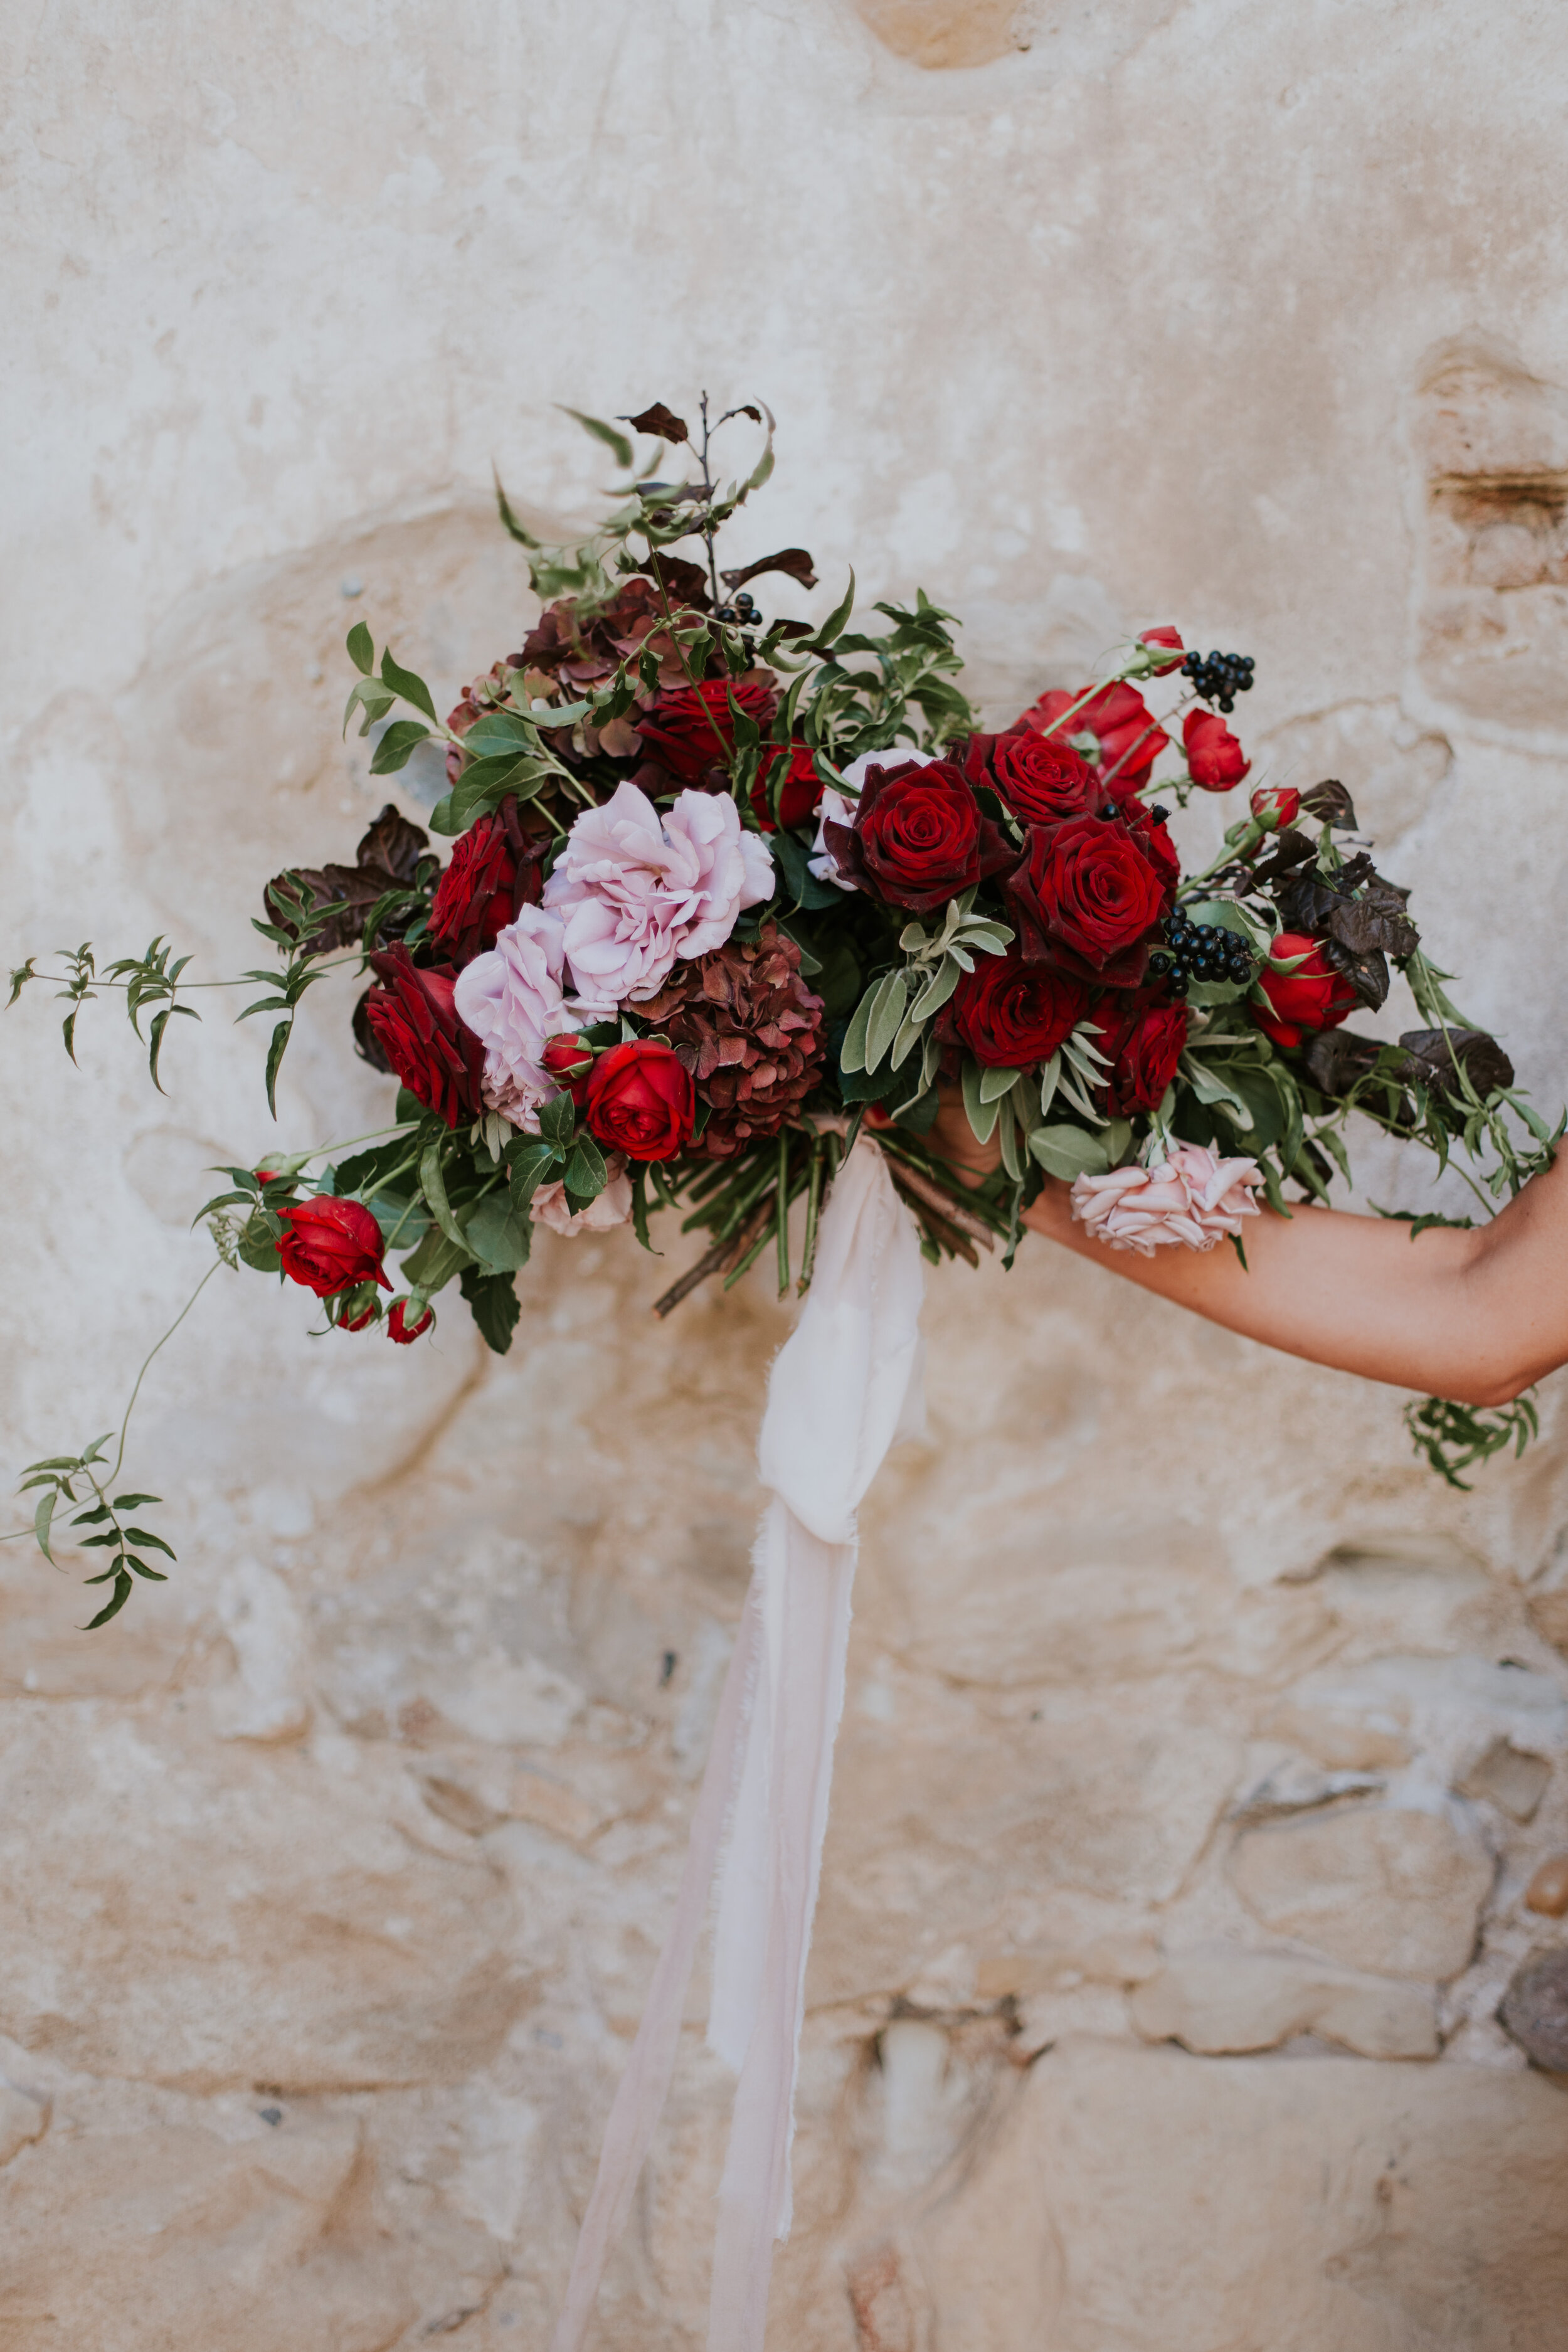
6,3 -> 1568,2344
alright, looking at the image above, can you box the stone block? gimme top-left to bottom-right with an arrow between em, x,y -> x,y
1229,1804 -> 1493,1980
1130,1945 -> 1439,2058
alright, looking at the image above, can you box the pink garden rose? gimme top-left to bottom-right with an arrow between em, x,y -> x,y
543,780 -> 775,1008
1069,1140 -> 1263,1256
453,904 -> 583,1131
530,1157 -> 634,1236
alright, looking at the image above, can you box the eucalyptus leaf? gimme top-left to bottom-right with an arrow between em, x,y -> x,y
978,1063 -> 1025,1105
1029,1124 -> 1112,1181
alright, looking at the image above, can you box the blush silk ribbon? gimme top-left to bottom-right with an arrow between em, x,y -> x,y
549,1138 -> 926,2352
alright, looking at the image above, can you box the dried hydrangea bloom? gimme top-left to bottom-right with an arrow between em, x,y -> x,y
637,922 -> 826,1160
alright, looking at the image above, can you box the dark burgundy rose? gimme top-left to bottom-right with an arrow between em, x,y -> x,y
363,943 -> 485,1128
1184,707 -> 1250,790
750,742 -> 822,832
277,1197 -> 389,1298
1089,993 -> 1190,1113
428,807 -> 542,965
948,950 -> 1088,1069
387,1300 -> 434,1345
1004,810 -> 1172,986
961,731 -> 1101,827
635,678 -> 780,783
824,759 -> 1014,914
583,1040 -> 696,1162
1018,682 -> 1169,793
1252,932 -> 1360,1050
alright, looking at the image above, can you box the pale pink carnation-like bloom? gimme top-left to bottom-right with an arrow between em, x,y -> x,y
452,904 -> 585,1132
1069,1141 -> 1263,1257
542,780 -> 774,1009
807,748 -> 940,893
530,1157 -> 634,1237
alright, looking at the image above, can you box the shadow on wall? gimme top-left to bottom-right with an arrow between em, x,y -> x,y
1407,338 -> 1568,740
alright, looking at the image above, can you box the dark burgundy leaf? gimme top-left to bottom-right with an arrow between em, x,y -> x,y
622,402 -> 689,443
638,552 -> 712,611
719,547 -> 820,593
1300,778 -> 1359,830
1300,1029 -> 1386,1095
263,864 -> 403,956
1398,1027 -> 1515,1100
1325,896 -> 1420,960
1322,937 -> 1392,1011
356,802 -> 430,882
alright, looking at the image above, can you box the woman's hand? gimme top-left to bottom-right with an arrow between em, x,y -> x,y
924,1083 -> 1004,1192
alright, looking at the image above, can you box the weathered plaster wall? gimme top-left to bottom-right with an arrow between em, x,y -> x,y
6,3 -> 1568,2344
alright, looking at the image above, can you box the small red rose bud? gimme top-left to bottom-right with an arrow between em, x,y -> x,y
1138,626 -> 1185,675
1249,784 -> 1301,833
543,1034 -> 594,1078
387,1299 -> 434,1345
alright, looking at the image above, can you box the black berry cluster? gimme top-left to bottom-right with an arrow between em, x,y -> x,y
1148,911 -> 1255,999
1181,648 -> 1255,713
714,590 -> 762,627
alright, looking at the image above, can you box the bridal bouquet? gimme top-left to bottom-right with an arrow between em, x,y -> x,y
11,400 -> 1558,1621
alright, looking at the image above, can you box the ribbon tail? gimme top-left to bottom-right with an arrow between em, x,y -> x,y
707,1505 -> 856,2352
548,1580 -> 761,2352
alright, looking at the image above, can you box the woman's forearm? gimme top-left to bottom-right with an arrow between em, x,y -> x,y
1022,1152 -> 1568,1406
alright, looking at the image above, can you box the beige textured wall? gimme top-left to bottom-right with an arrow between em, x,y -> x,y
6,4 -> 1568,2345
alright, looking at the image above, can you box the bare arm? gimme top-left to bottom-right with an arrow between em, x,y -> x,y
926,1099 -> 1568,1406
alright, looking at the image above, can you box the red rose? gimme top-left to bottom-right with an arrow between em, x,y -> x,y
1252,932 -> 1360,1049
277,1197 -> 390,1298
387,1299 -> 434,1345
961,731 -> 1101,827
335,1289 -> 381,1332
543,1034 -> 595,1098
950,950 -> 1088,1069
1090,993 -> 1190,1113
635,678 -> 780,783
1004,810 -> 1172,986
1019,682 -> 1170,793
429,807 -> 540,964
750,742 -> 823,832
823,759 -> 1013,914
363,944 -> 485,1130
1140,627 -> 1185,674
1184,709 -> 1250,791
1249,783 -> 1300,832
583,1039 -> 696,1162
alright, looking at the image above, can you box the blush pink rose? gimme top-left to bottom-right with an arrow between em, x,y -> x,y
529,1157 -> 634,1236
543,780 -> 774,1008
1069,1141 -> 1263,1256
452,904 -> 585,1131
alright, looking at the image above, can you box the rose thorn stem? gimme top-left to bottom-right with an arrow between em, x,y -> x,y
775,1130 -> 792,1297
797,1138 -> 825,1294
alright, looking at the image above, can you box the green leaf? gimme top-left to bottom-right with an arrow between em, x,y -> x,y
398,1226 -> 472,1293
346,621 -> 374,674
83,1574 -> 134,1630
538,1093 -> 576,1151
805,568 -> 856,655
460,1266 -> 522,1355
264,1020 -> 292,1119
464,1194 -> 532,1273
865,972 -> 909,1073
378,649 -> 438,725
507,1140 -> 558,1208
125,1557 -> 169,1581
124,1527 -> 175,1558
369,719 -> 432,775
1029,1124 -> 1113,1182
493,464 -> 540,548
112,1494 -> 161,1509
419,1142 -> 467,1249
961,1055 -> 1001,1147
563,1133 -> 608,1200
978,1063 -> 1025,1105
557,405 -> 635,471
33,1490 -> 56,1564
